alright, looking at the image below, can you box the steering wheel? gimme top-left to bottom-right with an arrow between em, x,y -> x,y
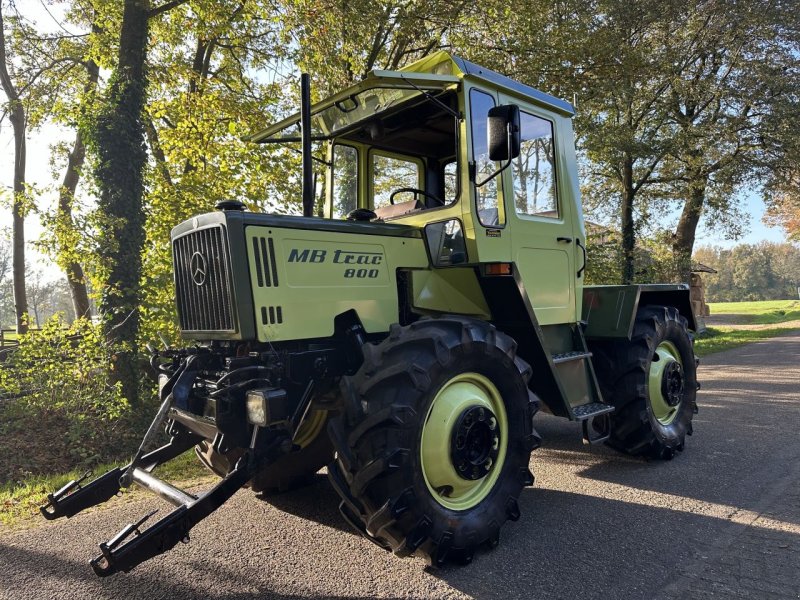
389,187 -> 445,208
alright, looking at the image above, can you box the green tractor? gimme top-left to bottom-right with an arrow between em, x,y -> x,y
41,52 -> 698,575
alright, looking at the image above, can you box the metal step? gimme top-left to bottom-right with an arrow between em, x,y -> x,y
552,350 -> 592,365
572,402 -> 614,421
573,403 -> 615,445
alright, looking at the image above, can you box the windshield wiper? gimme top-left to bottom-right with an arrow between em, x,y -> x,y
399,74 -> 460,119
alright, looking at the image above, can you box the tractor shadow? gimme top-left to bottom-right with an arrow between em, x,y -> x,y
254,471 -> 357,537
0,541 -> 410,600
432,484 -> 800,600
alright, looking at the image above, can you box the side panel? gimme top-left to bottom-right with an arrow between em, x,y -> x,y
582,284 -> 696,339
411,268 -> 491,318
245,225 -> 429,341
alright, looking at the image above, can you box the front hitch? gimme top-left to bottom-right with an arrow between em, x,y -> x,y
40,347 -> 297,576
90,428 -> 291,576
40,433 -> 201,520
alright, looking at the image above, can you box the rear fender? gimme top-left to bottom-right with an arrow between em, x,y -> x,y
582,284 -> 696,340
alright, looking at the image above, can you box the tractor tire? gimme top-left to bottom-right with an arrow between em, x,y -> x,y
327,317 -> 540,566
589,305 -> 698,460
195,408 -> 334,493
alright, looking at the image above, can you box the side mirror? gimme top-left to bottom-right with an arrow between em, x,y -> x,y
487,105 -> 521,162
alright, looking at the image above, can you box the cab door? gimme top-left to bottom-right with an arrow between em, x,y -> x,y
499,95 -> 578,326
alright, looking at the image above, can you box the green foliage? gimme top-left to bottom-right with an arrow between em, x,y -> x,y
584,227 -> 623,285
694,243 -> 800,302
283,0 -> 466,93
0,316 -> 135,480
585,227 -> 691,285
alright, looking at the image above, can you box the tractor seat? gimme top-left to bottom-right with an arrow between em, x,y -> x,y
372,199 -> 421,221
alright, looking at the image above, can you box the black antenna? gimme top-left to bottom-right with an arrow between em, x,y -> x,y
300,73 -> 313,217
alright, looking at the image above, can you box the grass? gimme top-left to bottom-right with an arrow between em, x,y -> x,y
707,299 -> 800,324
694,326 -> 795,357
694,299 -> 800,356
0,450 -> 212,528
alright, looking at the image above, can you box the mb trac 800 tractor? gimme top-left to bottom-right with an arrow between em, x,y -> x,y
42,52 -> 698,575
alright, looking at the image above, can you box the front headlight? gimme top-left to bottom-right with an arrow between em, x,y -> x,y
245,388 -> 289,426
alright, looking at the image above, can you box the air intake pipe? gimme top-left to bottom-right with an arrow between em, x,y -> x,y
301,73 -> 313,217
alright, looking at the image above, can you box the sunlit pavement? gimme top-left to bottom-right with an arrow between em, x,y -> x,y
1,332 -> 799,600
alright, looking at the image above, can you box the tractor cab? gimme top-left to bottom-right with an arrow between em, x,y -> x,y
250,51 -> 586,327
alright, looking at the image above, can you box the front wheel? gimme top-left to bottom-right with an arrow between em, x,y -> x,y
327,317 -> 540,566
590,305 -> 698,459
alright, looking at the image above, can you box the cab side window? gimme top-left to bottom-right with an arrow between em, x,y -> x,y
470,89 -> 504,227
443,160 -> 458,202
511,112 -> 558,218
332,144 -> 358,218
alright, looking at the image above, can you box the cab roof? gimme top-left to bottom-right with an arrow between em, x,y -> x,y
248,51 -> 574,144
398,51 -> 575,116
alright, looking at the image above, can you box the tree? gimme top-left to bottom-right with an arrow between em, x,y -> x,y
693,242 -> 800,302
26,270 -> 55,329
89,0 -> 198,403
577,0 -> 681,283
90,0 -> 153,404
283,0 -> 467,92
658,0 -> 800,280
2,1 -> 105,330
0,3 -> 28,333
765,185 -> 800,241
762,101 -> 800,240
138,0 -> 293,342
14,4 -> 101,321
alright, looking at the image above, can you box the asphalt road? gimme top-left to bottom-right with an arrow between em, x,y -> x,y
2,332 -> 799,600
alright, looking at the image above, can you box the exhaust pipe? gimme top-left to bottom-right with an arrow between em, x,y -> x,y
301,73 -> 314,217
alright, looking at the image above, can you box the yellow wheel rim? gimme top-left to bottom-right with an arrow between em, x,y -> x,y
294,409 -> 327,448
648,341 -> 684,425
420,372 -> 508,511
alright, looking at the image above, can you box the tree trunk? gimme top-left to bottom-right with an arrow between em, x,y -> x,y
57,60 -> 100,319
94,0 -> 150,404
0,6 -> 28,334
59,133 -> 92,320
673,176 -> 706,283
620,153 -> 635,284
57,58 -> 99,320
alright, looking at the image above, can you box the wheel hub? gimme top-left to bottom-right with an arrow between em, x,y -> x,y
451,406 -> 500,480
420,372 -> 509,511
661,361 -> 684,407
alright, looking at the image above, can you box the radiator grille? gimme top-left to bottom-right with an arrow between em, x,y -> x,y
173,226 -> 235,332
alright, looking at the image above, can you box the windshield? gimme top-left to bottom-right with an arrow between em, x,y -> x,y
249,72 -> 458,144
269,87 -> 426,141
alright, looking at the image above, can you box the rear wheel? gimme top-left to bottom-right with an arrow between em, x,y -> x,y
590,305 -> 698,459
196,408 -> 334,493
327,317 -> 540,566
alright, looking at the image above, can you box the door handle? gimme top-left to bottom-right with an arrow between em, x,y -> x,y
576,238 -> 587,278
556,236 -> 573,243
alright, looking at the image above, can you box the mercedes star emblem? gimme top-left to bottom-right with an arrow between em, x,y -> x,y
190,251 -> 208,286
